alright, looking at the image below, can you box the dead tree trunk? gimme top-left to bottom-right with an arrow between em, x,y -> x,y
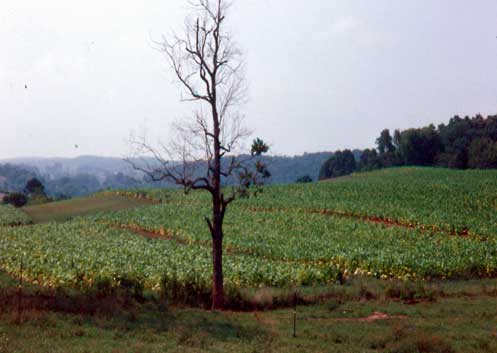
128,0 -> 269,311
210,212 -> 224,309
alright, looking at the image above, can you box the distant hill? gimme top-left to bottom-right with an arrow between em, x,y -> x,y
0,156 -> 137,179
0,152 -> 336,197
0,163 -> 38,192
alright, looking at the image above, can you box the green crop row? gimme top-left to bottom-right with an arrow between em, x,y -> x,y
0,205 -> 32,226
0,220 -> 337,291
129,167 -> 495,238
1,167 -> 495,293
235,168 -> 497,237
91,201 -> 497,280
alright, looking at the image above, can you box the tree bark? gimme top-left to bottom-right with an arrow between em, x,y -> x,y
210,185 -> 225,309
211,218 -> 224,310
210,56 -> 225,309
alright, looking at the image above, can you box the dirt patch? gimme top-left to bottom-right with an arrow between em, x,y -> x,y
335,311 -> 407,322
116,224 -> 186,243
112,223 -> 286,261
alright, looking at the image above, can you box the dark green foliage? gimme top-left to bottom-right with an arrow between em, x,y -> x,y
24,177 -> 45,195
467,137 -> 497,168
87,274 -> 144,302
398,125 -> 443,166
320,114 -> 496,181
237,143 -> 271,198
92,276 -> 114,298
160,272 -> 211,308
376,129 -> 395,154
319,150 -> 356,180
2,192 -> 28,208
437,114 -> 497,168
295,175 -> 313,183
117,274 -> 144,301
358,149 -> 381,171
250,138 -> 269,156
393,129 -> 402,149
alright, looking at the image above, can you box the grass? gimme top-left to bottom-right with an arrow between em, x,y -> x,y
22,194 -> 154,224
1,271 -> 497,353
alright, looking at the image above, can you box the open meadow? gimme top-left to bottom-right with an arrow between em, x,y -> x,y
1,167 -> 497,352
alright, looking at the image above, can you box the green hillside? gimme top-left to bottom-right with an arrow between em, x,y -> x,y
1,167 -> 497,352
22,194 -> 154,224
1,167 -> 496,292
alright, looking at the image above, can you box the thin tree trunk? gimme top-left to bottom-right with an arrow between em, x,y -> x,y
211,222 -> 224,310
210,69 -> 225,310
210,190 -> 224,309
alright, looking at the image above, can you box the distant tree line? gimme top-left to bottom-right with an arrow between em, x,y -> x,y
0,163 -> 143,199
0,152 -> 334,197
320,114 -> 497,180
0,164 -> 38,191
2,177 -> 49,207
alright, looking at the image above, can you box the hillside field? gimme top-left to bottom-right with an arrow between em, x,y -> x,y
1,167 -> 496,291
22,194 -> 154,224
0,167 -> 496,352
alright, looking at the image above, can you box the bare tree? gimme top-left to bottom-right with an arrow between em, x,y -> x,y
128,0 -> 269,310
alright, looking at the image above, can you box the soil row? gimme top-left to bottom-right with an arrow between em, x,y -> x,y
245,206 -> 473,239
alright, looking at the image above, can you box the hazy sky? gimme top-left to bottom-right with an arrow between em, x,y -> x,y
1,0 -> 496,159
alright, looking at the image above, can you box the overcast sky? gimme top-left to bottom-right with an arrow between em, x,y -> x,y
1,0 -> 496,159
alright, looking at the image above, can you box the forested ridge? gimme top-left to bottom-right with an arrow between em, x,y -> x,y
320,114 -> 497,180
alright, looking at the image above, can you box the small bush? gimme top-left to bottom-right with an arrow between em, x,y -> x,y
117,274 -> 144,301
296,175 -> 313,183
359,285 -> 376,300
2,192 -> 28,207
27,194 -> 53,206
385,285 -> 402,299
92,276 -> 114,298
385,282 -> 436,302
160,273 -> 211,308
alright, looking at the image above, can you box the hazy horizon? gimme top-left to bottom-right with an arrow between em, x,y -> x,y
2,0 -> 496,159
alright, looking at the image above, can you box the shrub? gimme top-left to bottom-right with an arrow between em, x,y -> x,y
384,282 -> 436,302
24,178 -> 45,195
117,274 -> 144,301
296,175 -> 313,183
2,192 -> 28,208
91,276 -> 114,298
319,150 -> 357,180
160,273 -> 211,308
27,194 -> 53,206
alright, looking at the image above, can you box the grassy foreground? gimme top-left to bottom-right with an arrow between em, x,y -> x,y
1,271 -> 497,353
